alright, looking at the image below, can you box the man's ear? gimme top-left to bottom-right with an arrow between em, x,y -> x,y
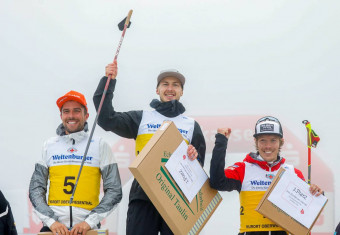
85,113 -> 89,121
156,88 -> 160,95
280,138 -> 285,147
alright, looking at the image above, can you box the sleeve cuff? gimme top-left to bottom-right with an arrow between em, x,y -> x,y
45,218 -> 56,228
215,133 -> 228,144
85,217 -> 97,229
101,76 -> 116,92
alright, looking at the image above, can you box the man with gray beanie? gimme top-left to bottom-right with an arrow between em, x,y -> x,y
93,61 -> 206,235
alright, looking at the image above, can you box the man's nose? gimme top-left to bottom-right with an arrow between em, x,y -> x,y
167,85 -> 174,91
264,142 -> 272,147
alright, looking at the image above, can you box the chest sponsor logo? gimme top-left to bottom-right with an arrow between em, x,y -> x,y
147,123 -> 188,134
250,180 -> 271,186
67,147 -> 77,153
147,123 -> 162,129
52,154 -> 93,163
249,179 -> 272,190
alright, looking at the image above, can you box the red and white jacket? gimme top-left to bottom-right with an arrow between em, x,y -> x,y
210,133 -> 305,233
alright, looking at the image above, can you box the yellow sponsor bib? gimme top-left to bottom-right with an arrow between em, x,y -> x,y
48,165 -> 100,210
238,162 -> 294,232
239,191 -> 283,232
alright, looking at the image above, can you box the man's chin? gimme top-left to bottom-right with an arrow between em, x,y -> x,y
65,127 -> 83,134
161,98 -> 178,103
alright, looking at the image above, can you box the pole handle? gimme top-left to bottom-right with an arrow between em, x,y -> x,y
125,10 -> 133,26
302,120 -> 309,125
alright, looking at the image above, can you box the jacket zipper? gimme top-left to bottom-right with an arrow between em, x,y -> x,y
70,137 -> 75,228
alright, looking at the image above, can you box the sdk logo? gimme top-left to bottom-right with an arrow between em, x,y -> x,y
266,174 -> 274,180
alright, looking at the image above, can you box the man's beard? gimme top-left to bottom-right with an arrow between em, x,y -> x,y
64,119 -> 84,134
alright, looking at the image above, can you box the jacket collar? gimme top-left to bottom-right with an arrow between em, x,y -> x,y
56,122 -> 89,143
149,99 -> 185,117
244,152 -> 285,171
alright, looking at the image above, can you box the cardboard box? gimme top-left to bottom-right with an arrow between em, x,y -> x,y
38,229 -> 108,235
256,168 -> 327,235
129,121 -> 222,235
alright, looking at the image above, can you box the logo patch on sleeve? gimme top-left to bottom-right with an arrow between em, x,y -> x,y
227,165 -> 239,170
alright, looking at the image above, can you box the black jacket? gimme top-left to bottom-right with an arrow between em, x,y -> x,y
335,222 -> 340,234
0,191 -> 17,235
93,77 -> 206,202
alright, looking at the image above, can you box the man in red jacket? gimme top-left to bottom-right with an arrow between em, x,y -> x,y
209,116 -> 323,235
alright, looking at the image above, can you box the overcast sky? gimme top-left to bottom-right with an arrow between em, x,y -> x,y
1,0 -> 339,234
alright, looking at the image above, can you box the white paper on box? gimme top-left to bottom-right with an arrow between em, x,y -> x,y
267,169 -> 327,228
165,140 -> 208,202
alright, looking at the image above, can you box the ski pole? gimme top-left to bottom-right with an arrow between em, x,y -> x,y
302,120 -> 320,185
68,10 -> 133,228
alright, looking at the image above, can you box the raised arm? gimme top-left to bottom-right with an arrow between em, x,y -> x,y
93,62 -> 142,139
210,128 -> 243,192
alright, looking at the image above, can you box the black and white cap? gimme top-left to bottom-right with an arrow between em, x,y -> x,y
253,116 -> 283,138
157,69 -> 186,87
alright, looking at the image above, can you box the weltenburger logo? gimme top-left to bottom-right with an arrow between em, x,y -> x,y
147,123 -> 188,134
52,154 -> 93,161
147,123 -> 162,130
250,180 -> 271,186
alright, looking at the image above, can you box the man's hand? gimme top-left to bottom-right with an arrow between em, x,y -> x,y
105,60 -> 118,80
50,221 -> 69,235
187,145 -> 198,161
217,128 -> 231,138
309,184 -> 323,196
70,221 -> 91,235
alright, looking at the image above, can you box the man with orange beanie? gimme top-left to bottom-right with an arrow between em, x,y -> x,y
29,91 -> 122,235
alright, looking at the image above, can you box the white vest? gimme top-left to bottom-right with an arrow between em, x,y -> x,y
46,135 -> 101,210
239,162 -> 294,232
135,110 -> 195,155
